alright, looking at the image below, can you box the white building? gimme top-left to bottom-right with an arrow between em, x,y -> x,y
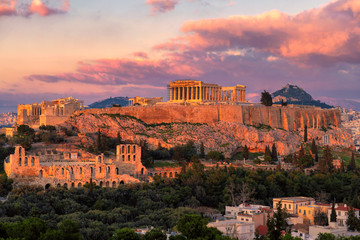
208,220 -> 255,240
327,205 -> 360,227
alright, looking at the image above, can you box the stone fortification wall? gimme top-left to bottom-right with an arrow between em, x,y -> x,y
79,104 -> 340,131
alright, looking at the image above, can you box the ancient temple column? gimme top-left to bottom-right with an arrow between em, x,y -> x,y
182,87 -> 185,100
195,86 -> 198,100
200,86 -> 202,100
177,87 -> 180,100
170,88 -> 173,101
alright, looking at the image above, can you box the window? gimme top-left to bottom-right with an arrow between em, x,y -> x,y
99,167 -> 102,173
338,211 -> 341,216
289,205 -> 291,209
309,210 -> 311,214
299,210 -> 301,213
79,167 -> 82,174
61,168 -> 64,175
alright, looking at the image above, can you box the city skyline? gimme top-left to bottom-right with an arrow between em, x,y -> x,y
1,0 -> 359,112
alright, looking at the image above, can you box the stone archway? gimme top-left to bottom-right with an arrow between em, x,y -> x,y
45,183 -> 51,190
112,181 -> 117,188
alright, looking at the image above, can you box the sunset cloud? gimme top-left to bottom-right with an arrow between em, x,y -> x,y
156,0 -> 360,66
29,0 -> 69,16
146,0 -> 179,14
0,0 -> 69,17
0,0 -> 16,16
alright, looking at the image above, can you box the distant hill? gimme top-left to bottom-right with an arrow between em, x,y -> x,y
88,97 -> 129,109
0,112 -> 17,128
272,84 -> 333,109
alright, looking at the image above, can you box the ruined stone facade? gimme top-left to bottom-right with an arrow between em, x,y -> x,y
17,97 -> 84,127
80,104 -> 340,131
5,145 -> 180,188
128,96 -> 163,106
169,80 -> 246,104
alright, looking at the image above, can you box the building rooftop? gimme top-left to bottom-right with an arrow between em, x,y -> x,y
273,197 -> 314,202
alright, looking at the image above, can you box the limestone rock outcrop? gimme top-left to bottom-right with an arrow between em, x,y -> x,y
63,112 -> 353,157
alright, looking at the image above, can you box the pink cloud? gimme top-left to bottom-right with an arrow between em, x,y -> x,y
0,0 -> 69,17
146,0 -> 179,14
0,0 -> 16,16
29,0 -> 69,16
155,0 -> 360,66
132,52 -> 149,59
25,57 -> 202,86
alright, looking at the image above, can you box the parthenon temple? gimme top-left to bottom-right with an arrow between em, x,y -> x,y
169,80 -> 246,104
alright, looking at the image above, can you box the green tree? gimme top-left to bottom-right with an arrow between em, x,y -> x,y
265,146 -> 272,163
330,202 -> 337,223
207,151 -> 224,161
348,152 -> 356,172
58,219 -> 81,240
143,228 -> 167,240
304,125 -> 308,143
261,90 -> 273,106
319,146 -> 333,174
200,142 -> 205,159
111,228 -> 141,240
346,207 -> 360,231
316,233 -> 335,240
311,139 -> 318,155
271,144 -> 278,162
243,145 -> 249,160
314,211 -> 328,226
267,201 -> 288,240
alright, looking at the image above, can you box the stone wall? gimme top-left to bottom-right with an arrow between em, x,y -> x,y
78,104 -> 340,131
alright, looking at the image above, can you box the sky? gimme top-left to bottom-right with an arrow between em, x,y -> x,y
1,0 -> 360,112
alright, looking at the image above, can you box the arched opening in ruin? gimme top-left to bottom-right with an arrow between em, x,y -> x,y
107,167 -> 110,174
128,146 -> 130,153
99,181 -> 103,187
122,146 -> 124,153
45,183 -> 51,190
133,146 -> 135,153
18,158 -> 21,166
79,167 -> 82,175
169,172 -> 173,178
112,181 -> 116,188
99,167 -> 102,173
39,170 -> 43,179
71,182 -> 74,188
133,155 -> 136,161
164,172 -> 168,178
70,167 -> 74,174
61,168 -> 64,175
57,183 -> 61,188
31,157 -> 35,166
120,180 -> 124,184
141,168 -> 144,175
128,155 -> 130,161
106,181 -> 110,187
115,167 -> 119,175
150,173 -> 153,176
122,155 -> 125,161
24,157 -> 28,166
78,183 -> 82,188
175,172 -> 178,177
63,183 -> 68,189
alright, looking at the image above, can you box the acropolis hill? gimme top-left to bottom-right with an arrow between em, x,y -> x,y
14,80 -> 350,157
91,80 -> 340,131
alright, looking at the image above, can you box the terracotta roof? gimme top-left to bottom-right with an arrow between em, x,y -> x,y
315,203 -> 331,206
256,225 -> 267,236
335,206 -> 359,211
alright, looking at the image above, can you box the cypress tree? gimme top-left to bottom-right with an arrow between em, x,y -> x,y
311,139 -> 317,155
340,160 -> 345,173
200,142 -> 205,158
271,143 -> 278,162
96,128 -> 101,153
260,90 -> 273,106
330,202 -> 337,223
243,145 -> 249,160
348,152 -> 356,172
265,146 -> 272,163
304,125 -> 308,143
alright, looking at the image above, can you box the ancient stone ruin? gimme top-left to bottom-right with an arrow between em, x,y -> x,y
5,145 -> 181,189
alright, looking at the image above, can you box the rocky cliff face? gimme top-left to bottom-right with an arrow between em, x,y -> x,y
63,113 -> 353,157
